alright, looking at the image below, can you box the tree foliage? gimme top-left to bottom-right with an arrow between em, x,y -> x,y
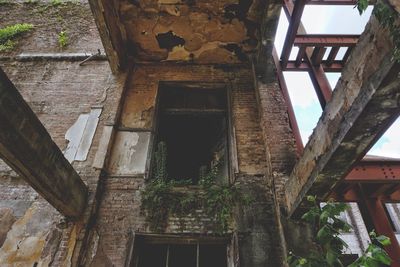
288,196 -> 392,267
357,0 -> 400,62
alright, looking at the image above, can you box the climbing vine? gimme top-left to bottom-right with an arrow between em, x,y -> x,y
0,23 -> 34,52
288,196 -> 392,267
357,0 -> 400,62
141,141 -> 251,233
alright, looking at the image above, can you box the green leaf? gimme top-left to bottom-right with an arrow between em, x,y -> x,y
376,235 -> 391,246
326,249 -> 338,266
364,257 -> 383,267
317,225 -> 333,244
306,195 -> 316,203
301,207 -> 320,223
356,0 -> 369,15
370,246 -> 391,265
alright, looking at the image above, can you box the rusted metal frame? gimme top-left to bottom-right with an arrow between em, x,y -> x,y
285,61 -> 344,72
307,0 -> 357,4
294,34 -> 360,46
339,183 -> 355,194
311,47 -> 327,66
305,56 -> 333,108
295,46 -> 307,66
345,163 -> 400,182
329,185 -> 400,202
386,184 -> 400,195
280,0 -> 307,68
326,46 -> 340,66
273,47 -> 304,155
370,184 -> 396,198
356,186 -> 400,266
342,47 -> 354,63
282,0 -> 333,108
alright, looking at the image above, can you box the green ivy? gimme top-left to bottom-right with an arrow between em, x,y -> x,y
141,142 -> 251,233
288,196 -> 392,267
356,0 -> 400,62
0,23 -> 34,52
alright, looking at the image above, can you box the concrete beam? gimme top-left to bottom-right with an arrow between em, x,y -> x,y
285,13 -> 400,216
88,0 -> 127,73
0,68 -> 88,219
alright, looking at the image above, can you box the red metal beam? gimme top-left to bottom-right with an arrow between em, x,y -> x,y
358,189 -> 400,266
295,46 -> 306,66
285,61 -> 344,72
326,46 -> 340,66
342,46 -> 354,63
329,185 -> 400,202
311,47 -> 326,66
280,0 -> 307,68
306,56 -> 332,108
345,163 -> 400,183
294,34 -> 360,47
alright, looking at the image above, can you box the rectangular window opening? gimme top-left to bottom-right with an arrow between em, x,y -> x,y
153,85 -> 230,184
134,237 -> 228,267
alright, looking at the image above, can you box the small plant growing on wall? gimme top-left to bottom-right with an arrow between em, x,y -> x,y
58,30 -> 68,48
0,23 -> 34,52
288,196 -> 392,267
141,141 -> 252,233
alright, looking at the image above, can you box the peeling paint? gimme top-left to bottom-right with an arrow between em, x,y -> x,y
108,131 -> 151,176
62,225 -> 78,267
0,202 -> 61,267
121,0 -> 257,62
121,82 -> 157,129
64,108 -> 102,163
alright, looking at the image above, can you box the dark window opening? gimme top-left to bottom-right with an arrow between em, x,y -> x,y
155,86 -> 229,184
137,242 -> 227,267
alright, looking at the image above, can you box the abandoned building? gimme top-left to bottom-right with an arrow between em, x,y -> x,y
0,0 -> 399,266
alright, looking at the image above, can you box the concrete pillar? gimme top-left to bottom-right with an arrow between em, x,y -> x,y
0,67 -> 87,219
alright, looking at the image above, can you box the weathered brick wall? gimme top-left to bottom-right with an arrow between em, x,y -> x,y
0,59 -> 123,266
0,1 -> 127,265
0,2 -> 299,266
255,76 -> 297,203
91,63 -> 288,266
0,0 -> 103,55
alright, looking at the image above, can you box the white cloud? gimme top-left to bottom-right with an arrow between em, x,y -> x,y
368,118 -> 400,158
302,6 -> 373,34
283,72 -> 319,109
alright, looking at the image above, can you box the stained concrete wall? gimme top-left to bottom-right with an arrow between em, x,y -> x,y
0,1 -> 128,265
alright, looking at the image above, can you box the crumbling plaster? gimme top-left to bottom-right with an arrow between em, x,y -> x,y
118,0 -> 264,62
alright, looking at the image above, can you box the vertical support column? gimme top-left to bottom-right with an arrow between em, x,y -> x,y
0,68 -> 87,219
358,186 -> 400,266
365,199 -> 400,266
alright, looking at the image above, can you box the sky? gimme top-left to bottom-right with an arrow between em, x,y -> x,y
274,5 -> 400,158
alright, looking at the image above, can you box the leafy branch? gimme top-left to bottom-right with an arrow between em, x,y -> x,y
348,230 -> 391,267
356,0 -> 400,62
288,196 -> 392,267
